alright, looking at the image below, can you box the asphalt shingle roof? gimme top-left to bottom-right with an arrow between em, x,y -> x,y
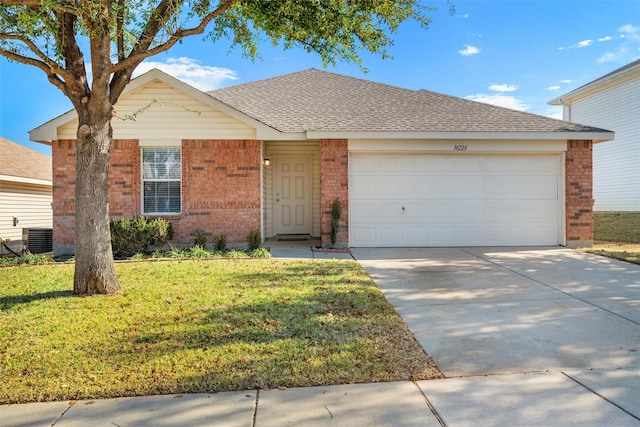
209,68 -> 608,134
0,137 -> 52,182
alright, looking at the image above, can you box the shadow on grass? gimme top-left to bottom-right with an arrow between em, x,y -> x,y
0,290 -> 73,311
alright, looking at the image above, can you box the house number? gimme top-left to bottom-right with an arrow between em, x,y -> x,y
453,145 -> 468,151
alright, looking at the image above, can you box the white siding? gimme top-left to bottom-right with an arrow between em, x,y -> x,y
264,142 -> 320,237
568,77 -> 640,211
58,80 -> 256,140
0,180 -> 53,250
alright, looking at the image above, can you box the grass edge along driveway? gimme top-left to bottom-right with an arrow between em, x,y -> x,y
0,258 -> 442,404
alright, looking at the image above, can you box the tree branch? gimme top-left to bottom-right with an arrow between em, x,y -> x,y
0,46 -> 67,93
111,0 -> 237,75
116,0 -> 125,61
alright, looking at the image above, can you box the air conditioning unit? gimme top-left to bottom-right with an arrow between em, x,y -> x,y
22,228 -> 53,254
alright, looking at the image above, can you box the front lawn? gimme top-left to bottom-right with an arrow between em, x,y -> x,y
594,212 -> 640,243
585,242 -> 640,265
0,259 -> 441,404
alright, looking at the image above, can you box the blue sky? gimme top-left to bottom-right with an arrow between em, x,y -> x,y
1,0 -> 639,156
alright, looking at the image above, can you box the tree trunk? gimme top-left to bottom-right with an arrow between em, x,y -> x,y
73,112 -> 121,295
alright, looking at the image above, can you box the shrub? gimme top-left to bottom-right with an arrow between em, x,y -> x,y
189,246 -> 210,259
167,245 -> 187,259
110,216 -> 174,258
0,252 -> 49,267
249,248 -> 272,259
225,250 -> 248,258
193,230 -> 207,248
213,234 -> 227,252
246,229 -> 261,251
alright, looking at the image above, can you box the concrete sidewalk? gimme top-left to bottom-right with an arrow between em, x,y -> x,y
3,245 -> 640,426
3,373 -> 639,426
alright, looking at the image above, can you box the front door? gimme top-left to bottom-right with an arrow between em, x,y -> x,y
275,157 -> 312,235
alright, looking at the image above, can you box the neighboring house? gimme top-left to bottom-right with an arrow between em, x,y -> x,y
30,68 -> 613,255
550,59 -> 640,212
0,137 -> 53,255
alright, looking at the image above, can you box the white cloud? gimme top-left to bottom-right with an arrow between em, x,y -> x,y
559,39 -> 593,50
545,107 -> 563,120
597,52 -> 618,63
597,25 -> 640,63
560,79 -> 572,84
547,85 -> 561,91
134,57 -> 238,91
619,24 -> 640,41
488,83 -> 517,93
598,36 -> 613,42
459,44 -> 480,56
465,94 -> 529,111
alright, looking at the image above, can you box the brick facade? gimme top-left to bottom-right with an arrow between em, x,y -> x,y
565,140 -> 594,247
51,139 -> 261,253
180,139 -> 261,243
52,136 -> 593,252
319,139 -> 349,247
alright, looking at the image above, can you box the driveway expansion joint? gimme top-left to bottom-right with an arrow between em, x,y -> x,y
562,371 -> 640,422
461,248 -> 640,327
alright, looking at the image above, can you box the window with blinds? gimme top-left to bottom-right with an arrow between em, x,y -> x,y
142,147 -> 182,214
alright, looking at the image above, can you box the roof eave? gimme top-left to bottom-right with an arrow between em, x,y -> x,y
29,68 -> 285,143
306,130 -> 615,143
0,174 -> 52,186
549,61 -> 640,106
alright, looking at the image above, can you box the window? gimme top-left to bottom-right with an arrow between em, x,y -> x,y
142,147 -> 181,214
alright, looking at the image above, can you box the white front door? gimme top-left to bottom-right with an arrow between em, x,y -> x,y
275,157 -> 312,234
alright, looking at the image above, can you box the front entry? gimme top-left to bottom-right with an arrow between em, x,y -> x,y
275,157 -> 312,234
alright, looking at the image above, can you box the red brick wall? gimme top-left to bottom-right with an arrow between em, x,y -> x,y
52,140 -> 76,246
180,139 -> 261,243
109,140 -> 140,219
565,140 -> 594,246
320,139 -> 349,247
51,139 -> 262,250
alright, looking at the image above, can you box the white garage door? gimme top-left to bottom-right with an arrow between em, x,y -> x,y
350,154 -> 561,247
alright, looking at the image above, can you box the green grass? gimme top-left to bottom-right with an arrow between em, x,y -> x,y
0,259 -> 441,404
585,213 -> 640,264
585,242 -> 640,265
594,212 -> 640,243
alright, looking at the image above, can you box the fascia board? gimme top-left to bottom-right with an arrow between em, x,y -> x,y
549,65 -> 640,105
306,130 -> 615,142
0,174 -> 52,186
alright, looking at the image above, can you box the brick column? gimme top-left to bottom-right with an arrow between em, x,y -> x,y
52,140 -> 76,255
320,139 -> 349,247
565,140 -> 593,247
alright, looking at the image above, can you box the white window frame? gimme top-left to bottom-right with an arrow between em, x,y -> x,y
141,146 -> 182,215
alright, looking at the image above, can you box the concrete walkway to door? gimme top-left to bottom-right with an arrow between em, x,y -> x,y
353,247 -> 640,425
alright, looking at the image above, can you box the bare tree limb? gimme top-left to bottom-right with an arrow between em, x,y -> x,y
111,0 -> 236,76
0,46 -> 67,93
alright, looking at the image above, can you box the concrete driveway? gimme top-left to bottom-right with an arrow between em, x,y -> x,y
352,247 -> 640,423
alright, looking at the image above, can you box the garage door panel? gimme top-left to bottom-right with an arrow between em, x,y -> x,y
376,177 -> 404,199
508,175 -> 557,198
511,200 -> 558,221
428,203 -> 456,219
350,178 -> 377,196
350,153 -> 561,247
350,203 -> 377,223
